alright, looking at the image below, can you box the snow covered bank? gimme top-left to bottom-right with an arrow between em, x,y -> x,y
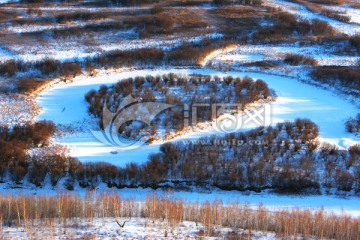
264,0 -> 360,35
209,44 -> 360,67
326,4 -> 360,25
0,33 -> 222,64
1,217 -> 275,240
36,68 -> 359,166
2,183 -> 360,217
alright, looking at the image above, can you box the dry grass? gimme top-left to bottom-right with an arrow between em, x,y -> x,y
287,0 -> 351,22
284,53 -> 317,66
17,78 -> 51,94
0,192 -> 359,239
311,66 -> 360,91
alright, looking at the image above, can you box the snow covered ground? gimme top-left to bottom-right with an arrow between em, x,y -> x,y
36,68 -> 359,166
0,33 -> 222,63
208,44 -> 360,66
3,0 -> 359,224
0,94 -> 39,128
1,217 -> 275,240
0,0 -> 17,4
2,182 -> 360,217
326,4 -> 360,25
4,19 -> 116,34
264,0 -> 360,35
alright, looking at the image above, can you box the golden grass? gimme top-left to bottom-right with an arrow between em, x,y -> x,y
0,192 -> 359,239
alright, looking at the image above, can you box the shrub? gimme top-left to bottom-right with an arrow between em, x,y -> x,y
28,159 -> 48,187
85,74 -> 271,142
167,40 -> 220,65
346,113 -> 360,133
60,62 -> 82,79
8,150 -> 28,184
93,48 -> 164,67
36,58 -> 61,75
284,54 -> 317,66
213,0 -> 262,5
33,121 -> 56,146
335,169 -> 354,191
0,60 -> 17,77
350,35 -> 360,54
17,78 -> 51,94
48,155 -> 68,186
311,66 -> 360,91
11,121 -> 56,147
312,19 -> 334,36
322,9 -> 350,23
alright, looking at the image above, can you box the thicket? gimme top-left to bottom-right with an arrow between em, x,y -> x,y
85,73 -> 271,141
213,0 -> 262,5
17,78 -> 51,94
284,54 -> 317,66
252,12 -> 334,43
306,0 -> 348,5
0,121 -> 57,184
109,0 -> 160,6
1,193 -> 360,239
346,113 -> 360,133
59,120 -> 359,194
1,118 -> 359,194
350,35 -> 360,54
0,122 -> 86,188
19,0 -> 159,5
0,38 -> 228,81
0,58 -> 83,81
287,0 -> 351,23
56,12 -> 110,24
311,66 -> 360,91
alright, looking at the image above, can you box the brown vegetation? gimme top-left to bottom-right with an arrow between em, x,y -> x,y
0,60 -> 17,77
346,113 -> 360,133
0,121 -> 62,184
0,192 -> 359,239
311,66 -> 360,91
350,35 -> 360,54
85,73 -> 271,141
287,0 -> 351,23
252,12 -> 334,43
284,54 -> 317,66
213,0 -> 263,6
17,78 -> 51,94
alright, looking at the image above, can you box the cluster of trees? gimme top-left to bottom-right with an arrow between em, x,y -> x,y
2,119 -> 360,194
125,15 -> 175,38
287,0 -> 351,23
85,73 -> 271,141
109,0 -> 160,6
213,0 -> 262,5
46,119 -> 360,194
112,120 -> 358,193
284,54 -> 317,66
0,121 -> 87,188
55,12 -> 109,24
311,66 -> 360,91
252,12 -> 334,43
0,58 -> 82,80
17,78 -> 51,94
346,113 -> 360,133
19,0 -> 158,4
350,35 -> 360,54
0,121 -> 57,183
0,38 -> 223,81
